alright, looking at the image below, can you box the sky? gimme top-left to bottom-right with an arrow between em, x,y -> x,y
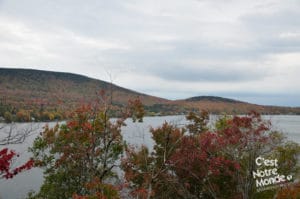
0,0 -> 300,106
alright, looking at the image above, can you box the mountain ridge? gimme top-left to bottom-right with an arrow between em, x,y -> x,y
185,96 -> 243,104
0,68 -> 160,99
0,68 -> 299,121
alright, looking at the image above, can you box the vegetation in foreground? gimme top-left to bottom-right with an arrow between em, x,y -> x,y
23,96 -> 299,199
1,93 -> 300,198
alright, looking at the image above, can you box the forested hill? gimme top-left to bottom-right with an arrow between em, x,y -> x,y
0,68 -> 168,104
0,68 -> 299,122
185,96 -> 241,103
180,96 -> 300,115
0,68 -> 168,121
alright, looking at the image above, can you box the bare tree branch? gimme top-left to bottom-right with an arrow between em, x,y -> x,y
0,123 -> 39,145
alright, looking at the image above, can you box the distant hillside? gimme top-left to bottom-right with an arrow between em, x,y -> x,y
180,96 -> 300,115
0,68 -> 299,122
0,68 -> 168,104
185,96 -> 242,103
0,68 -> 169,121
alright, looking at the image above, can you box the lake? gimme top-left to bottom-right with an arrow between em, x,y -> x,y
0,115 -> 300,199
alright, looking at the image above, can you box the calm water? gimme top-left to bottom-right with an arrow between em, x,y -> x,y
0,115 -> 299,199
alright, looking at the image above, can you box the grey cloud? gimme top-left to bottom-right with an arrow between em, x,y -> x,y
239,7 -> 300,53
144,64 -> 268,82
0,0 -> 130,37
241,9 -> 300,32
1,0 -> 300,106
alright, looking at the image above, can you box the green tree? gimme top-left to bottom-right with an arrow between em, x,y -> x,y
4,111 -> 12,123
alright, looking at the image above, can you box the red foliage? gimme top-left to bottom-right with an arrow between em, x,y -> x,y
128,97 -> 145,122
168,112 -> 271,197
0,148 -> 34,179
276,183 -> 300,199
121,112 -> 284,198
170,132 -> 239,181
131,188 -> 149,199
72,177 -> 119,199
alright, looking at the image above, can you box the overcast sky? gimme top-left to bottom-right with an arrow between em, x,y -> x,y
0,0 -> 300,106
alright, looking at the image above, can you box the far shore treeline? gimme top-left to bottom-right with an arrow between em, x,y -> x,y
0,68 -> 300,123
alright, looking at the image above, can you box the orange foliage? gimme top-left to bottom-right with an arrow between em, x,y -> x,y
276,183 -> 300,199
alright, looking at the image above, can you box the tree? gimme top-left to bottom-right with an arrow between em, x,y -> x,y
276,183 -> 300,198
213,112 -> 300,199
28,96 -> 144,198
169,127 -> 241,198
0,123 -> 36,180
128,97 -> 145,123
0,123 -> 37,145
122,112 -> 300,199
122,122 -> 186,199
0,148 -> 34,179
3,111 -> 12,123
185,110 -> 209,134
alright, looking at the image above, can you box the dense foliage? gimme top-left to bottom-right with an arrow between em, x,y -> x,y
21,99 -> 300,198
28,97 -> 144,198
122,111 -> 300,199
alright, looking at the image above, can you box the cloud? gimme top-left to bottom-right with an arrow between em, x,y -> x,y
135,62 -> 269,83
0,0 -> 300,105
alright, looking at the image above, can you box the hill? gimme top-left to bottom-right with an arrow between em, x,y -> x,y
0,68 -> 169,121
179,96 -> 300,115
0,68 -> 299,121
0,68 -> 167,104
185,96 -> 242,103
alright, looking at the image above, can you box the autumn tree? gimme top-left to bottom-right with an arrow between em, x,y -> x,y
122,122 -> 187,199
28,95 -> 144,198
0,123 -> 36,180
128,97 -> 145,123
0,148 -> 34,179
122,111 -> 300,199
212,113 -> 300,199
276,183 -> 300,199
169,121 -> 242,198
185,110 -> 209,134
